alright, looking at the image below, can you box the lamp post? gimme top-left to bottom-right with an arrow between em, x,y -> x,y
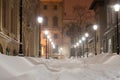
37,16 -> 43,57
47,35 -> 50,58
114,4 -> 120,55
76,42 -> 79,57
79,40 -> 82,57
74,45 -> 77,57
49,39 -> 52,57
19,0 -> 23,56
60,48 -> 63,58
93,25 -> 98,55
82,36 -> 86,57
44,30 -> 49,59
85,33 -> 89,57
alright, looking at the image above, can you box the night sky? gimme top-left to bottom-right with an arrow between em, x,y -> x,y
64,0 -> 93,19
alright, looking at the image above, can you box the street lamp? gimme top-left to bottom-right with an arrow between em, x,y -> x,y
82,36 -> 86,57
79,40 -> 82,57
114,4 -> 120,55
44,30 -> 49,59
19,0 -> 23,56
76,42 -> 79,57
52,45 -> 55,49
85,33 -> 89,57
47,35 -> 50,58
60,48 -> 63,56
37,16 -> 43,57
93,25 -> 98,55
85,33 -> 89,37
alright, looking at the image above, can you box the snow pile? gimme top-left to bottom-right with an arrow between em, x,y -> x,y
0,54 -> 35,80
8,65 -> 59,80
0,53 -> 120,80
104,55 -> 120,65
84,53 -> 114,64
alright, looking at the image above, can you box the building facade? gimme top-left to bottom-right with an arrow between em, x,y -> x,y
0,0 -> 20,55
22,0 -> 40,57
40,0 -> 64,58
0,0 -> 40,56
103,0 -> 120,54
89,0 -> 107,55
90,0 -> 120,54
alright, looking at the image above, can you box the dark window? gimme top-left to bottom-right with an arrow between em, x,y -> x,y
54,5 -> 57,10
53,16 -> 58,27
44,5 -> 47,10
43,16 -> 48,26
54,34 -> 58,39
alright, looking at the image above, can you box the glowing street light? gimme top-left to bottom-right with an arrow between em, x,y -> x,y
114,4 -> 120,55
44,30 -> 49,35
93,24 -> 98,55
85,32 -> 89,57
85,33 -> 89,37
76,42 -> 79,46
79,40 -> 82,44
82,36 -> 86,57
114,4 -> 120,12
37,16 -> 43,24
37,16 -> 43,57
44,30 -> 49,59
82,36 -> 86,41
52,45 -> 55,49
93,25 -> 98,31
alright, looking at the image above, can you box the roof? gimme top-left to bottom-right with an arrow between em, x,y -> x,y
89,0 -> 104,9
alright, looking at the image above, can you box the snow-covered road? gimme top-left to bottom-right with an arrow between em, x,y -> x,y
0,53 -> 120,80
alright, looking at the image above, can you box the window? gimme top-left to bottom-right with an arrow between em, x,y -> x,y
53,5 -> 57,10
43,16 -> 48,26
53,16 -> 58,27
43,5 -> 47,10
54,34 -> 58,39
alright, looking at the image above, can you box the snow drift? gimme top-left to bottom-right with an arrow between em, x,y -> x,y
0,53 -> 120,80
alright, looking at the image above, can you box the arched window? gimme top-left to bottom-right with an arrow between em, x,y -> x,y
43,16 -> 48,26
53,16 -> 58,27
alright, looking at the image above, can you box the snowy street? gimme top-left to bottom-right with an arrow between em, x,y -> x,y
0,53 -> 120,80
